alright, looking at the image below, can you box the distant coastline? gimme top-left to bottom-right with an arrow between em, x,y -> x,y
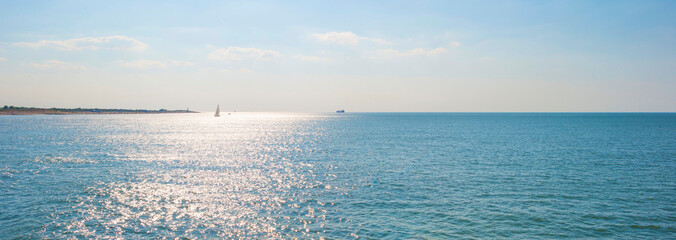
0,106 -> 198,115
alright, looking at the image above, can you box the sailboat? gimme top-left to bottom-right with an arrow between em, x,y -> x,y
214,104 -> 220,117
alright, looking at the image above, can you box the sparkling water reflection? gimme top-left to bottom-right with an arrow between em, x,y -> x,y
0,113 -> 674,239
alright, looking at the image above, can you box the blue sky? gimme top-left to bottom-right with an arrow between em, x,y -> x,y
0,0 -> 674,112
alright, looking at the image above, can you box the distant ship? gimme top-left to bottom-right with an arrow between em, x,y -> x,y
215,105 -> 220,117
336,110 -> 345,113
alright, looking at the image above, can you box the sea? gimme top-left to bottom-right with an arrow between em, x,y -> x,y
0,112 -> 674,239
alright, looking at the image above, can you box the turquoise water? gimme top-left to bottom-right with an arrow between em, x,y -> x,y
1,113 -> 674,239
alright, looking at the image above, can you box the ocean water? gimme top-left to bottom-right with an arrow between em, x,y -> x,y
0,113 -> 674,239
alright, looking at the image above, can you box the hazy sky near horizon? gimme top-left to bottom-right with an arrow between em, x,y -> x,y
0,0 -> 674,112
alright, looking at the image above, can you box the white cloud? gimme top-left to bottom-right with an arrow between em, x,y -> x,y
311,31 -> 391,45
369,38 -> 392,45
215,68 -> 256,73
119,59 -> 166,69
449,41 -> 461,47
311,32 -> 360,45
30,60 -> 86,70
0,57 -> 6,62
119,59 -> 194,69
376,47 -> 448,58
208,47 -> 281,61
166,60 -> 194,67
13,36 -> 148,51
295,55 -> 330,62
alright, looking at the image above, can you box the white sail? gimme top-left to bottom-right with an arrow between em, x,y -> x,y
215,104 -> 220,117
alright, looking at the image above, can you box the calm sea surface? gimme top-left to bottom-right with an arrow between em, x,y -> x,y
0,113 -> 674,239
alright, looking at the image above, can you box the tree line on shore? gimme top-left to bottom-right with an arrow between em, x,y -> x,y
2,106 -> 186,112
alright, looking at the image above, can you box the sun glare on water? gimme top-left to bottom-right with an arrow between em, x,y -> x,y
40,113 -> 350,239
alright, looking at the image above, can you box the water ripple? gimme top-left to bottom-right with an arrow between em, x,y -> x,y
0,113 -> 674,239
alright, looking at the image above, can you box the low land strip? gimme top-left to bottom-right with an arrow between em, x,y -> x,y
0,106 -> 197,115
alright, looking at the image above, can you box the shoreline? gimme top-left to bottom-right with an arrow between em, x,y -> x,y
0,108 -> 198,115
